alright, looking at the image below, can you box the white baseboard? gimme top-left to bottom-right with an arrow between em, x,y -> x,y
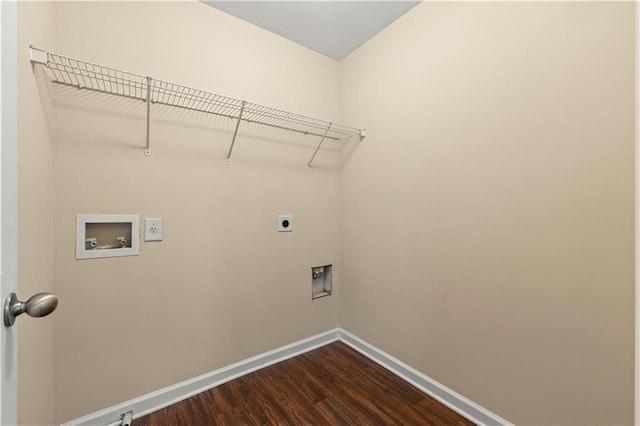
62,327 -> 510,426
338,329 -> 513,426
61,328 -> 340,426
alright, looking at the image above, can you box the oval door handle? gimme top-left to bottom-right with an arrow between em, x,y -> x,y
4,292 -> 58,327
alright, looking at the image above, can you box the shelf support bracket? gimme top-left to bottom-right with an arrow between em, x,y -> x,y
227,101 -> 246,165
307,123 -> 332,168
29,44 -> 48,65
145,76 -> 152,156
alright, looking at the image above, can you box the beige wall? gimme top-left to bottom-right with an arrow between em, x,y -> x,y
17,2 -> 56,426
51,1 -> 341,423
16,1 -> 636,425
340,2 -> 635,425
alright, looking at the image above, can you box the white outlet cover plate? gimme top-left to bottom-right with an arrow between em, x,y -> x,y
145,218 -> 163,241
278,215 -> 293,232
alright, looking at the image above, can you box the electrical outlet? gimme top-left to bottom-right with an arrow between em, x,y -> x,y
277,215 -> 293,232
145,218 -> 163,241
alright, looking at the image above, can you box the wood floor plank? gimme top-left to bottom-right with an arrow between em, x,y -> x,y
134,341 -> 475,425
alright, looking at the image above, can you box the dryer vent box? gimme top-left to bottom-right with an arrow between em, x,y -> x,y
311,264 -> 332,300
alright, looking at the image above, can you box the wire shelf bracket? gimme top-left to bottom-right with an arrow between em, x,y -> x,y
29,46 -> 366,166
145,76 -> 152,156
307,123 -> 332,168
227,100 -> 246,165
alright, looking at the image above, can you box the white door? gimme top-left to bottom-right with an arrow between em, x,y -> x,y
0,1 -> 18,424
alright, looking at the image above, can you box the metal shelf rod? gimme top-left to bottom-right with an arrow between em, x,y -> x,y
50,80 -> 345,140
149,100 -> 343,140
48,80 -> 147,103
30,46 -> 366,165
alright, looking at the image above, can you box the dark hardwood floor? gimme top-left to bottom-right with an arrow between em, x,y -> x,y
134,341 -> 474,425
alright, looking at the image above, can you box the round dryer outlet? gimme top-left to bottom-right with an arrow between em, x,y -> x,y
277,215 -> 293,232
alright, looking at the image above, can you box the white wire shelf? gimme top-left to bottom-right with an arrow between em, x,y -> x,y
30,46 -> 366,166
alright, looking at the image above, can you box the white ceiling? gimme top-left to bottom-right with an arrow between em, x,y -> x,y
203,1 -> 421,61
